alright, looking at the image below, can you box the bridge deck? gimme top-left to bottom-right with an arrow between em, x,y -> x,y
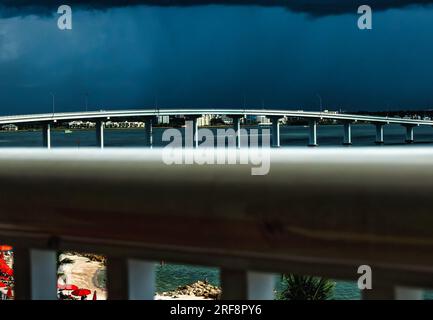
0,108 -> 431,126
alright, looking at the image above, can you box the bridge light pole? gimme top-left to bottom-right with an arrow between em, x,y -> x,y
85,92 -> 88,112
317,94 -> 323,113
50,93 -> 55,115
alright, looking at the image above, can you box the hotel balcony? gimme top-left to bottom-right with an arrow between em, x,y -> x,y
0,148 -> 432,300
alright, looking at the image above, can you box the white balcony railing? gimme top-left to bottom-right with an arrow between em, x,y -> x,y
1,148 -> 433,300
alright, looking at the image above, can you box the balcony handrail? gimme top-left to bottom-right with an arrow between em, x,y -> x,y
1,147 -> 433,299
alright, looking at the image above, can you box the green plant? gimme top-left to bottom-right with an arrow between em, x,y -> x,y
278,274 -> 335,300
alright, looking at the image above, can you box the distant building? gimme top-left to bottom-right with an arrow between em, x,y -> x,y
256,116 -> 271,125
157,116 -> 170,125
105,121 -> 120,128
220,115 -> 233,125
245,115 -> 258,124
1,124 -> 18,131
105,121 -> 144,128
323,110 -> 339,114
197,114 -> 214,127
68,121 -> 95,129
118,121 -> 144,128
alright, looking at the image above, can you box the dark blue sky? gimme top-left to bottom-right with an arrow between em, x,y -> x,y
1,3 -> 433,115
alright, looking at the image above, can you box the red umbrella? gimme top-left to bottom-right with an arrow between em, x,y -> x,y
0,245 -> 12,251
72,289 -> 91,297
0,259 -> 13,276
58,284 -> 78,291
6,287 -> 13,298
0,282 -> 6,288
92,290 -> 97,300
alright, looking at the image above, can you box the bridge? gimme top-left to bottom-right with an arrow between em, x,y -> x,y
0,108 -> 431,148
1,108 -> 433,300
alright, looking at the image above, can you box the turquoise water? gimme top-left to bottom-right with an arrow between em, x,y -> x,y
156,264 -> 433,300
155,264 -> 360,299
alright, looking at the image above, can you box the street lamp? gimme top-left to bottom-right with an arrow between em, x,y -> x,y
317,94 -> 323,113
50,92 -> 55,115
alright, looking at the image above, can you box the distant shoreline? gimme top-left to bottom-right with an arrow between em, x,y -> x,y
0,122 -> 375,133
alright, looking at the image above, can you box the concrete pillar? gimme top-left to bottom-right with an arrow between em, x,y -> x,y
247,272 -> 275,300
343,122 -> 352,145
405,125 -> 414,143
144,117 -> 154,148
96,120 -> 104,148
42,123 -> 51,149
192,117 -> 198,148
232,116 -> 241,148
375,123 -> 384,144
308,119 -> 318,147
128,260 -> 156,300
185,116 -> 199,148
395,287 -> 423,300
270,116 -> 281,148
30,249 -> 57,300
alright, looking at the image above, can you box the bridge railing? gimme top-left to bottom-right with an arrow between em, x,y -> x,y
1,148 -> 433,300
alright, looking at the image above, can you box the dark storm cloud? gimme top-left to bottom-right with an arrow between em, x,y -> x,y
1,3 -> 433,113
1,0 -> 433,17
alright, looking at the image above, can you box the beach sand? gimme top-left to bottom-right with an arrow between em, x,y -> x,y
58,253 -> 208,300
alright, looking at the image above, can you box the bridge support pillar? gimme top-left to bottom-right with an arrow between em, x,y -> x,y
404,125 -> 415,143
144,117 -> 154,148
308,119 -> 318,147
231,116 -> 242,148
185,116 -> 199,148
375,123 -> 384,144
269,116 -> 281,148
96,120 -> 104,148
42,123 -> 51,149
343,122 -> 352,145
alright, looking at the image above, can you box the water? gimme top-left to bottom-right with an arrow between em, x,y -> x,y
155,264 -> 362,300
2,124 -> 433,148
4,123 -> 432,299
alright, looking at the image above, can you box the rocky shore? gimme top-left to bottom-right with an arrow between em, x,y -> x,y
158,280 -> 221,300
